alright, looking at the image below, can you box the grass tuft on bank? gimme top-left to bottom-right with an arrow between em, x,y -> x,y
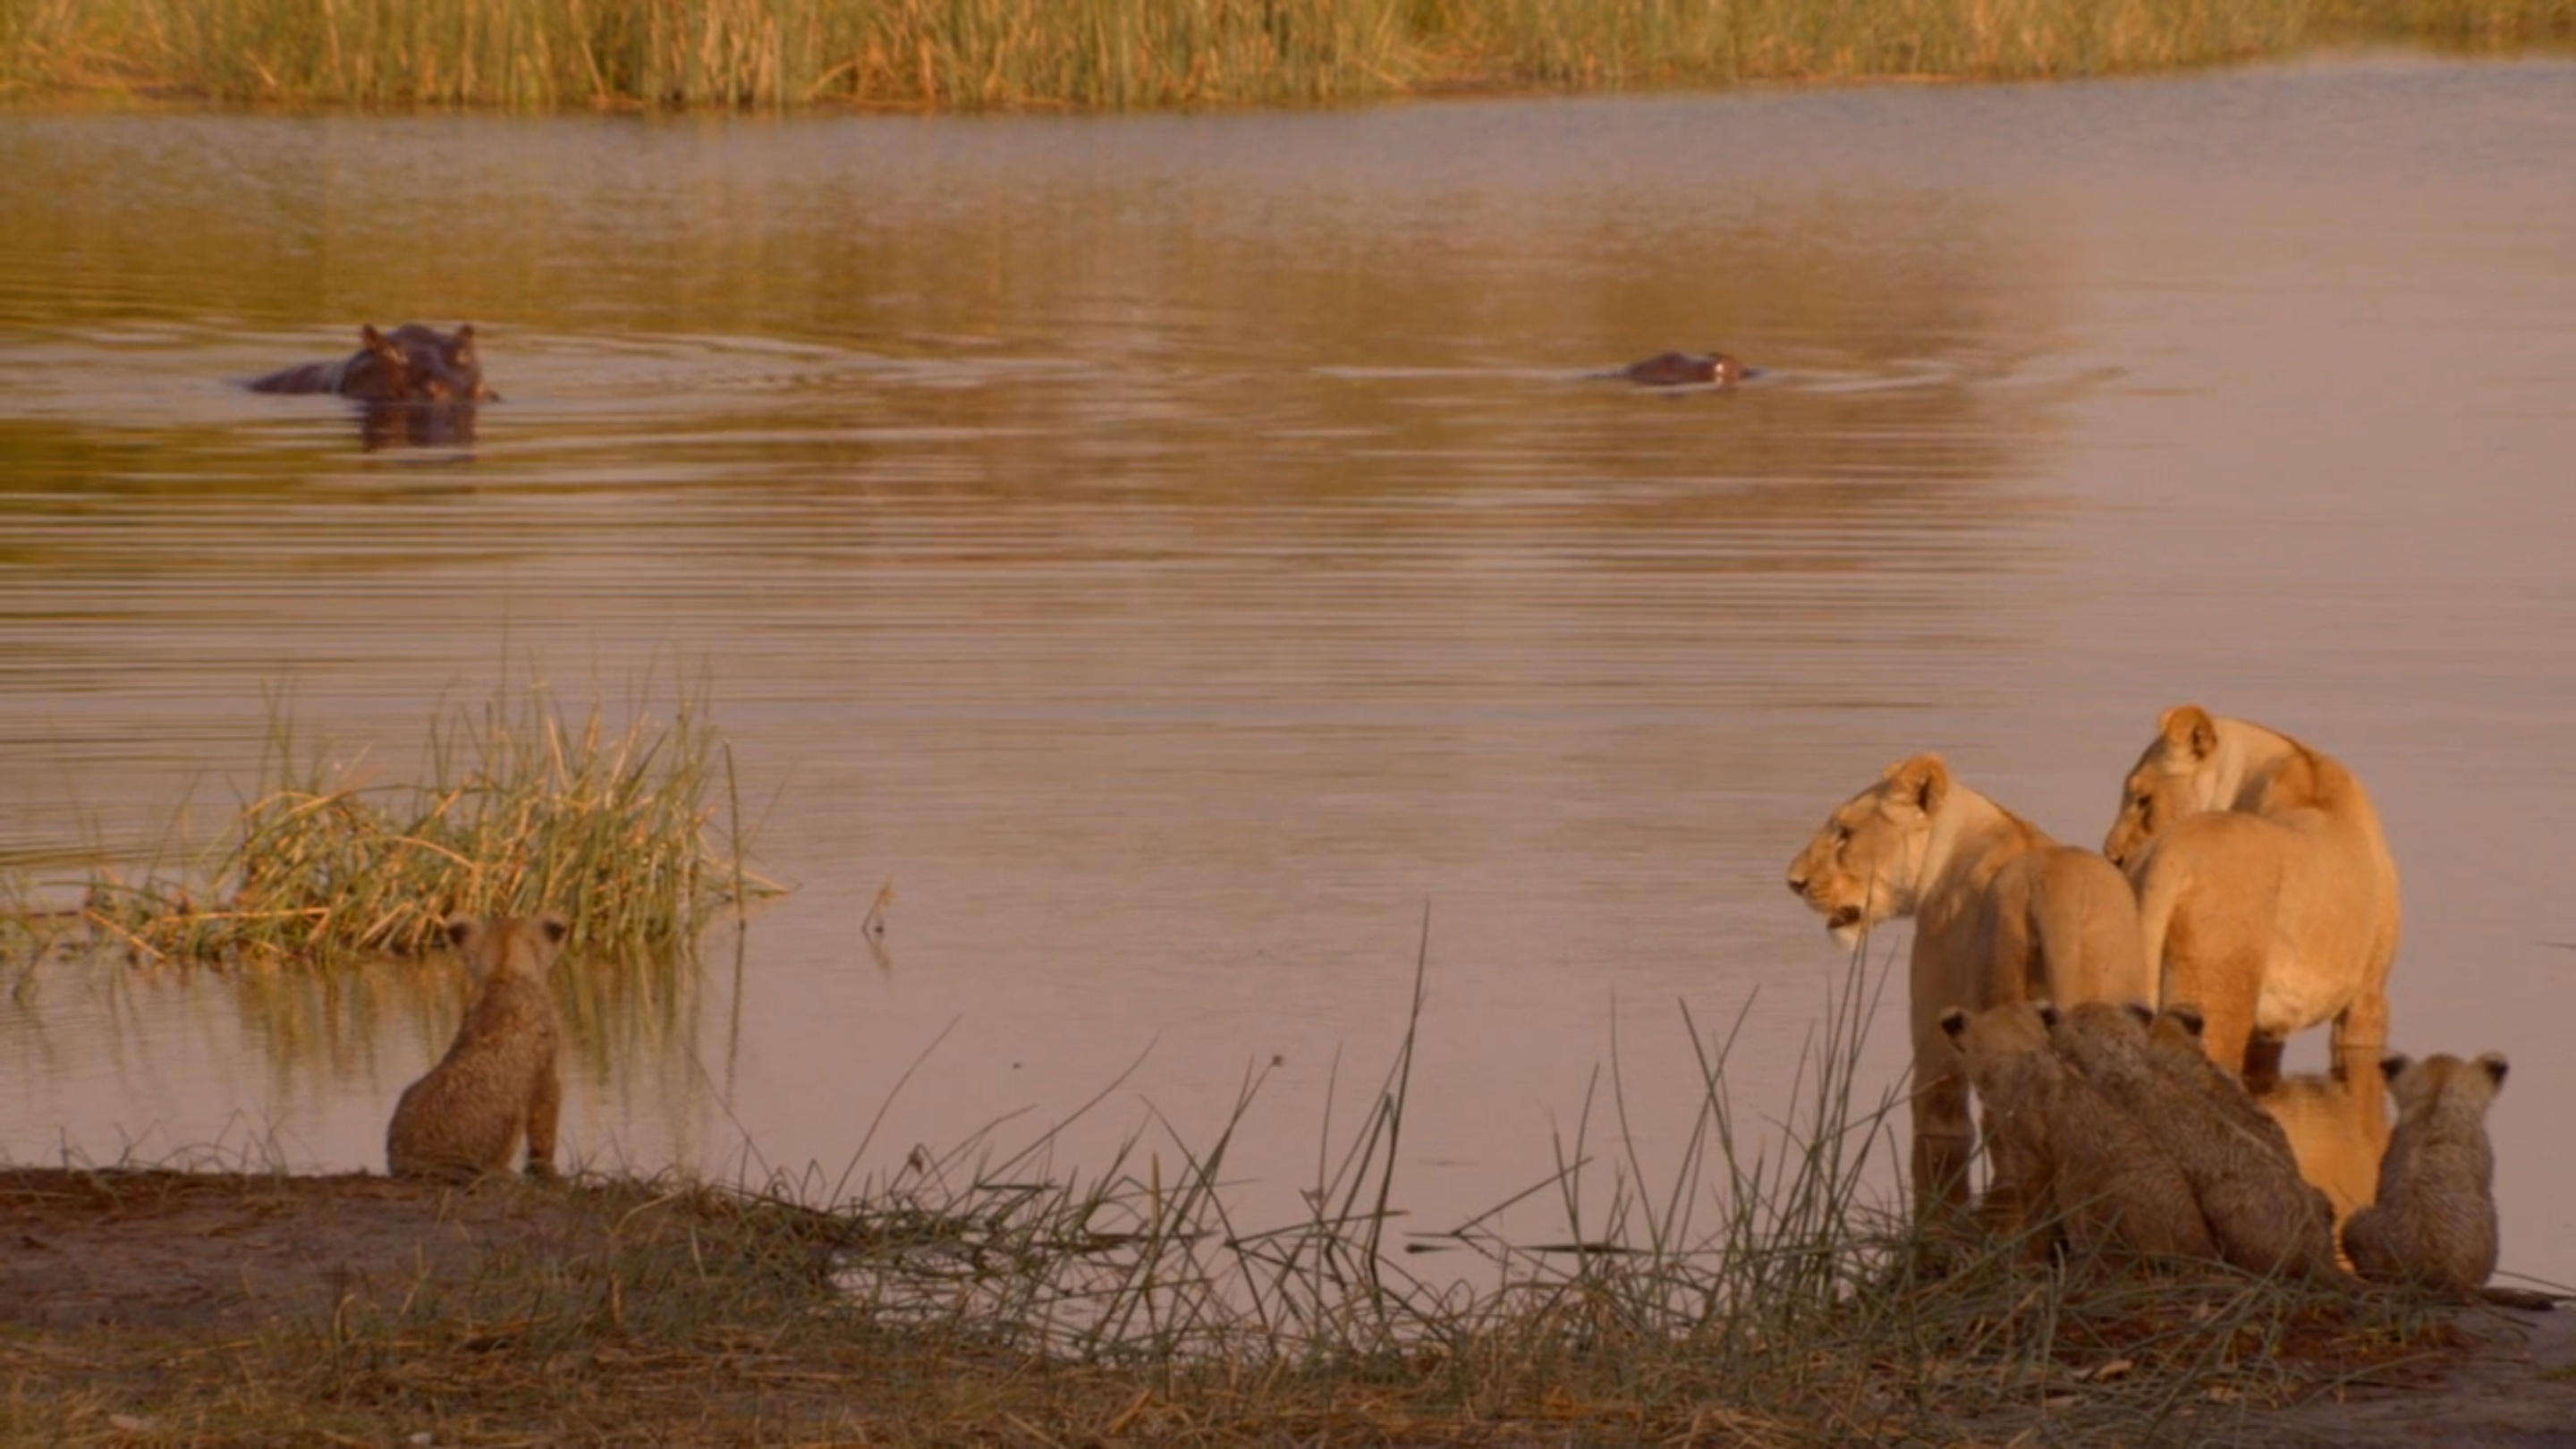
3,675 -> 777,970
0,0 -> 2567,112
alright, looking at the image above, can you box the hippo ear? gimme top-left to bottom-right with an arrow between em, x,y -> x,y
2378,1053 -> 2410,1084
1938,1007 -> 1970,1041
2123,1002 -> 2154,1028
2158,705 -> 2219,760
1881,753 -> 1952,817
2478,1053 -> 2509,1089
2035,1002 -> 2060,1029
454,324 -> 475,343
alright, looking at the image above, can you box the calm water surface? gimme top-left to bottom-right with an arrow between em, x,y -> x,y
3,55 -> 2572,1284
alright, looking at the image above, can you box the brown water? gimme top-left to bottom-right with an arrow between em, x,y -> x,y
3,54 -> 2572,1284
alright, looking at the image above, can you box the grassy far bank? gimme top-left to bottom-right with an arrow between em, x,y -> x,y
0,0 -> 2568,113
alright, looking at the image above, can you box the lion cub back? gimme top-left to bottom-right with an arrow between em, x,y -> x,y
385,912 -> 568,1182
2341,1053 -> 2506,1295
2052,1002 -> 2341,1281
1941,1002 -> 2213,1264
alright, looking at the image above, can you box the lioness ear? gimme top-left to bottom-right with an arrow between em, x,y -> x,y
2123,1002 -> 2154,1028
444,913 -> 478,950
1881,753 -> 1951,816
2478,1053 -> 2509,1089
2035,1002 -> 2060,1029
2158,705 -> 2219,760
1938,1007 -> 1969,1041
2378,1053 -> 2411,1084
2165,1004 -> 2206,1037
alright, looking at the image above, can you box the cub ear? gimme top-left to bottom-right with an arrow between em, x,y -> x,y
2123,1002 -> 2155,1028
1938,1007 -> 1970,1041
2035,1001 -> 2060,1029
2377,1053 -> 2411,1084
2157,705 -> 2219,760
2165,1004 -> 2206,1037
1880,753 -> 1952,816
2478,1053 -> 2509,1089
538,912 -> 570,945
444,913 -> 479,949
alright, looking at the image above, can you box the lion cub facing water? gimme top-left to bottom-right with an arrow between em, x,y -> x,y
2341,1053 -> 2507,1295
1939,1001 -> 2213,1264
2050,1002 -> 2343,1282
386,913 -> 567,1182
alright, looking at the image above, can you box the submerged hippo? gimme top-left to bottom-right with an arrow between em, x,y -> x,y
1614,351 -> 1757,388
248,325 -> 424,401
386,323 -> 500,402
248,322 -> 499,402
250,322 -> 496,450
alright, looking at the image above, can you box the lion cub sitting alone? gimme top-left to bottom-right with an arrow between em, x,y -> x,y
1939,1002 -> 2214,1265
2342,1053 -> 2508,1295
386,913 -> 567,1182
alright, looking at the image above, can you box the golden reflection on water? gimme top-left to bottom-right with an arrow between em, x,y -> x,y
2,56 -> 2573,1284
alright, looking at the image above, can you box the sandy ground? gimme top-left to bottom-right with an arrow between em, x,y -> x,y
3,1167 -> 2570,1445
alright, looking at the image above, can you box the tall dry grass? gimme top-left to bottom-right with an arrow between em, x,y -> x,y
0,0 -> 2565,111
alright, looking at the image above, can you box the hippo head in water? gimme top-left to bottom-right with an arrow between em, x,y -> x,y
386,323 -> 500,402
1619,351 -> 1752,388
248,325 -> 420,400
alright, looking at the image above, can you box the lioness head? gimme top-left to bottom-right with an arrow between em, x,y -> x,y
1785,754 -> 1953,947
2103,704 -> 2225,869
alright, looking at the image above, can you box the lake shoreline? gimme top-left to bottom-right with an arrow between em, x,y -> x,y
5,1165 -> 2570,1446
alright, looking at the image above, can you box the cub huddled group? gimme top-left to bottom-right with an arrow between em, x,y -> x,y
1789,705 -> 2508,1296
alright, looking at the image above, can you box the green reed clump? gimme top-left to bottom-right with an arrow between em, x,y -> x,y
68,680 -> 774,970
3,0 -> 2567,111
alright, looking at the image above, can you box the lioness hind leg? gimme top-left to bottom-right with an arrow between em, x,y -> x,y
2329,990 -> 2392,1058
1911,1054 -> 1978,1227
2242,1034 -> 2287,1089
523,1064 -> 563,1181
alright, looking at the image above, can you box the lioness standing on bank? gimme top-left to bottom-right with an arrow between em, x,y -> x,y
386,913 -> 567,1182
1787,755 -> 2152,1216
2342,1052 -> 2508,1295
2105,707 -> 2401,1079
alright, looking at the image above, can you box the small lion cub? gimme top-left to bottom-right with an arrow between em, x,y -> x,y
2341,1052 -> 2507,1295
385,913 -> 568,1182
